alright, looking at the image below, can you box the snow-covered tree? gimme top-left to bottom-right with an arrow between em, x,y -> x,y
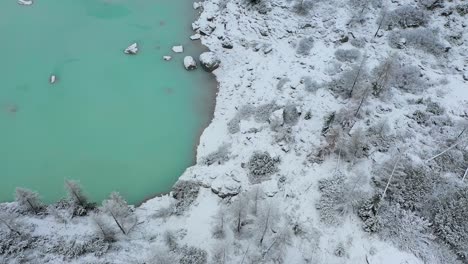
15,187 -> 42,214
101,192 -> 137,235
65,180 -> 91,214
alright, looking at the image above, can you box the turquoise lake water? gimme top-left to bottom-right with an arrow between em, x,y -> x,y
0,0 -> 215,204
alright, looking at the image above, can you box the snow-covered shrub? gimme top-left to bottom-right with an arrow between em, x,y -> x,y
45,236 -> 110,259
202,144 -> 231,166
178,245 -> 207,264
430,187 -> 468,259
350,37 -> 366,48
172,181 -> 200,214
367,119 -> 394,153
147,249 -> 178,264
334,49 -> 361,62
15,188 -> 43,214
372,160 -> 438,211
227,105 -> 255,134
293,0 -> 315,16
371,55 -> 398,98
283,104 -> 300,125
410,110 -> 430,125
426,101 -> 445,115
152,201 -> 175,220
390,64 -> 424,93
377,202 -> 435,260
316,173 -> 366,225
429,146 -> 467,176
337,128 -> 369,162
334,242 -> 347,257
164,230 -> 178,251
418,0 -> 444,10
303,76 -> 320,93
254,102 -> 280,123
388,28 -> 446,56
296,37 -> 314,56
357,194 -> 381,232
0,231 -> 36,256
247,152 -> 280,183
456,3 -> 468,16
384,6 -> 429,29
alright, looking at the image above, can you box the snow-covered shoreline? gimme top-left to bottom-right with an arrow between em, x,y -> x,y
2,0 -> 468,263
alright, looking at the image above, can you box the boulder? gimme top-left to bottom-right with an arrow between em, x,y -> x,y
49,75 -> 57,84
18,0 -> 33,5
183,56 -> 197,70
163,56 -> 172,61
222,40 -> 233,49
211,178 -> 240,198
199,52 -> 220,72
124,43 -> 138,55
190,34 -> 201,40
172,45 -> 184,53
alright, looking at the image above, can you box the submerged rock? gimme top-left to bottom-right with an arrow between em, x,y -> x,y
163,56 -> 172,61
199,52 -> 220,72
124,43 -> 138,55
172,45 -> 184,53
49,75 -> 57,84
183,56 -> 197,70
18,0 -> 33,5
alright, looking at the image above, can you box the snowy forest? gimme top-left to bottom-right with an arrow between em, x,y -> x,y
1,0 -> 468,263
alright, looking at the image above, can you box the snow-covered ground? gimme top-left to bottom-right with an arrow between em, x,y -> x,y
2,0 -> 467,263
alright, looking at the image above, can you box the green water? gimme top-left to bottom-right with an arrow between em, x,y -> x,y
0,0 -> 215,204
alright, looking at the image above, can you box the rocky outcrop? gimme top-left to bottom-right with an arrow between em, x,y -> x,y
199,52 -> 220,72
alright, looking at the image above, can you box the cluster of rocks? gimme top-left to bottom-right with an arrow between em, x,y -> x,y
122,42 -> 220,72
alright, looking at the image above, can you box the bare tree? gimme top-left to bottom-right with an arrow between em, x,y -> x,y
65,180 -> 89,208
249,186 -> 263,216
374,8 -> 388,38
101,192 -> 137,235
0,213 -> 21,235
257,202 -> 279,245
15,187 -> 42,214
230,195 -> 248,234
212,207 -> 227,239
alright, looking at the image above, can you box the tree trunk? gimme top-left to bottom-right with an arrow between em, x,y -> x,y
111,212 -> 127,235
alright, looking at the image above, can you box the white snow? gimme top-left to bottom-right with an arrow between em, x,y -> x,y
172,45 -> 184,53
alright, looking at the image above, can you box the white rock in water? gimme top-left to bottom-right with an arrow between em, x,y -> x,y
183,56 -> 197,70
163,56 -> 172,61
50,75 -> 57,84
190,34 -> 201,40
18,0 -> 33,5
124,43 -> 138,55
172,45 -> 184,53
199,52 -> 221,72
